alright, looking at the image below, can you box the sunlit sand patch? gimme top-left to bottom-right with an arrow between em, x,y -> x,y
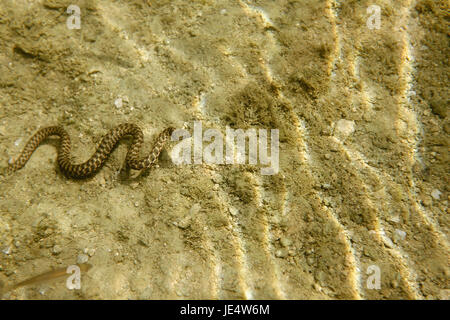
225,212 -> 253,299
323,2 -> 428,295
295,118 -> 313,164
281,188 -> 291,218
326,0 -> 343,78
280,103 -> 361,297
259,55 -> 276,84
178,197 -> 222,299
205,172 -> 254,299
332,137 -> 423,298
274,91 -> 311,164
335,0 -> 448,257
198,224 -> 221,299
236,1 -> 280,87
272,89 -> 361,297
168,252 -> 190,298
394,3 -> 449,246
316,196 -> 362,299
238,1 -> 274,29
249,173 -> 286,299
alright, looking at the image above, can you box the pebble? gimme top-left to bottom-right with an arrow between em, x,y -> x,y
85,248 -> 96,257
114,98 -> 123,109
280,237 -> 292,247
393,229 -> 406,242
52,245 -> 62,255
391,280 -> 399,288
77,254 -> 89,264
431,189 -> 441,200
275,248 -> 288,258
130,182 -> 139,189
321,183 -> 332,190
212,175 -> 223,184
388,215 -> 400,223
178,216 -> 191,229
334,119 -> 355,139
189,203 -> 201,215
383,237 -> 394,249
229,207 -> 239,216
14,138 -> 22,146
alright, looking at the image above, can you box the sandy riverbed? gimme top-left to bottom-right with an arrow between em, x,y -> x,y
0,0 -> 448,299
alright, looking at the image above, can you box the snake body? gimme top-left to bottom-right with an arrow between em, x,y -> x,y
2,123 -> 174,178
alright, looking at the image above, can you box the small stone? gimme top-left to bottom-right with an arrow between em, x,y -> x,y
280,237 -> 292,247
114,98 -> 123,109
393,229 -> 406,242
212,175 -> 223,184
52,245 -> 62,255
321,183 -> 332,190
315,270 -> 326,284
229,207 -> 239,216
178,216 -> 191,229
431,189 -> 442,200
275,248 -> 288,258
14,138 -> 22,147
189,203 -> 201,215
334,119 -> 355,140
329,142 -> 339,152
363,247 -> 375,258
98,175 -> 106,187
130,182 -> 139,189
388,215 -> 400,223
383,237 -> 394,249
391,280 -> 399,288
77,254 -> 89,264
2,246 -> 11,255
306,256 -> 315,266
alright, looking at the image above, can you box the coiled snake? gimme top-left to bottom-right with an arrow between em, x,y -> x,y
0,123 -> 174,178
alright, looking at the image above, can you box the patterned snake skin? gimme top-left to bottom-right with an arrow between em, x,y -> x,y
1,123 -> 175,178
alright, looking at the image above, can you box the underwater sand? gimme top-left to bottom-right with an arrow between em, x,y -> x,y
0,0 -> 448,299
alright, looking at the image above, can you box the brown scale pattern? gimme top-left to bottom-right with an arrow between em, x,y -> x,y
2,123 -> 175,178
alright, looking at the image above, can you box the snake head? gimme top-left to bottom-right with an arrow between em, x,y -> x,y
166,127 -> 176,136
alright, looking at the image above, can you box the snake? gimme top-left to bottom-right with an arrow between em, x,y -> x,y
0,123 -> 175,178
